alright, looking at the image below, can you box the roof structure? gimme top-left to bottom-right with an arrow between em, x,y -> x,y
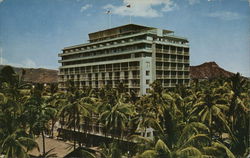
88,23 -> 173,41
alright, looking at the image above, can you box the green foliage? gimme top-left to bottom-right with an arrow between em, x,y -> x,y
0,66 -> 249,158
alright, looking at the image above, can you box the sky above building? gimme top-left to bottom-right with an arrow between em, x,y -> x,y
0,0 -> 249,76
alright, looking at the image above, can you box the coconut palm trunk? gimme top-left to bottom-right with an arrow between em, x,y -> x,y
42,130 -> 46,155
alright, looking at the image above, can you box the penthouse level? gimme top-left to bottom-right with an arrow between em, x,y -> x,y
58,24 -> 190,95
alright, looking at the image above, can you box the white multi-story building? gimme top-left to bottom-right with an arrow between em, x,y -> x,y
58,24 -> 190,95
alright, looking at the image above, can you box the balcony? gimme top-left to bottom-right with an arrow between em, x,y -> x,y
156,75 -> 164,79
170,51 -> 177,54
113,67 -> 121,71
170,59 -> 176,62
86,70 -> 92,73
177,67 -> 183,70
156,66 -> 162,69
170,67 -> 176,70
163,66 -> 170,70
106,68 -> 112,71
156,57 -> 163,61
59,48 -> 152,63
163,58 -> 170,62
129,66 -> 140,70
121,67 -> 128,71
156,49 -> 170,54
60,39 -> 152,56
129,75 -> 140,79
114,76 -> 120,80
99,68 -> 105,72
105,77 -> 112,80
177,59 -> 183,63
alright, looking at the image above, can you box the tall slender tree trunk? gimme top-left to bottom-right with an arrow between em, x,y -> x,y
73,107 -> 76,150
42,130 -> 46,155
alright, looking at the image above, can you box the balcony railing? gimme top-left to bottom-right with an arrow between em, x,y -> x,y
156,57 -> 162,61
129,66 -> 140,70
113,76 -> 120,80
170,67 -> 176,70
170,59 -> 176,62
121,67 -> 128,71
163,66 -> 170,70
156,66 -> 162,69
156,75 -> 164,79
106,68 -> 112,71
129,75 -> 140,79
177,67 -> 183,70
113,68 -> 121,71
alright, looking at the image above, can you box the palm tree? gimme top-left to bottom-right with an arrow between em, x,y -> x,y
60,80 -> 95,149
137,122 -> 235,158
98,93 -> 134,139
189,88 -> 231,137
99,142 -> 122,158
227,73 -> 250,156
0,106 -> 38,158
0,128 -> 38,158
24,83 -> 57,156
0,66 -> 39,157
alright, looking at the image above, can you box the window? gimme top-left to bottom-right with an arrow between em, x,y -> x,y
146,80 -> 150,85
146,71 -> 150,76
146,88 -> 150,93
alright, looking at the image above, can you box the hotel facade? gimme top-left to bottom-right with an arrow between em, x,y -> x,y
58,24 -> 190,95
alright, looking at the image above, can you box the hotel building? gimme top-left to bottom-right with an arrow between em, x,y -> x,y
58,24 -> 190,95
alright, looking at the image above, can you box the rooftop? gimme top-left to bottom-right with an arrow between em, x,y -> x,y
88,23 -> 174,41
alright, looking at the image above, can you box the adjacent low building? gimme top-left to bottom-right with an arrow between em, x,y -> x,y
58,24 -> 190,95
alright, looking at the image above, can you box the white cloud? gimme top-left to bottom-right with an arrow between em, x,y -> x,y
0,0 -> 4,3
23,59 -> 37,68
0,57 -> 37,68
188,0 -> 200,5
207,11 -> 242,21
103,0 -> 177,18
80,4 -> 92,12
248,0 -> 250,6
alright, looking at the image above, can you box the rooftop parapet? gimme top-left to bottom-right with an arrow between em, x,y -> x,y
88,24 -> 173,42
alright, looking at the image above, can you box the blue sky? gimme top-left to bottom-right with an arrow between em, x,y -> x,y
0,0 -> 249,76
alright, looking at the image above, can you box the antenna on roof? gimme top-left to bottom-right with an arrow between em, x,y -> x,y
105,10 -> 112,28
126,4 -> 132,24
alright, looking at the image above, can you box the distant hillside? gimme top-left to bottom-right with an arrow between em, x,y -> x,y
0,65 -> 58,83
0,62 -> 236,83
190,62 -> 234,79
